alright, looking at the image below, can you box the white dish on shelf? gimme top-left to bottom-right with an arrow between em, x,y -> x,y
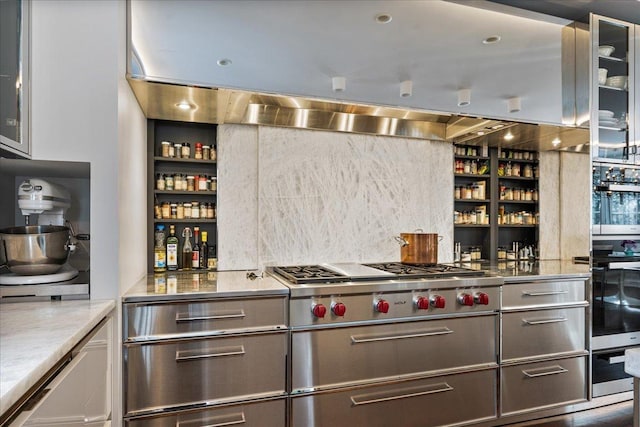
598,110 -> 614,119
599,45 -> 615,57
605,75 -> 628,89
599,119 -> 620,127
598,68 -> 608,85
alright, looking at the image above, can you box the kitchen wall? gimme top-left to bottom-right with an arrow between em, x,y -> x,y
218,125 -> 590,269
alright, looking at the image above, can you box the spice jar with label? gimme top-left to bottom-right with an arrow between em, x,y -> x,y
210,177 -> 217,192
161,141 -> 171,157
170,203 -> 178,219
173,174 -> 183,191
191,201 -> 200,219
202,145 -> 211,160
498,247 -> 507,259
154,204 -> 162,219
156,173 -> 165,190
174,143 -> 182,159
210,146 -> 217,161
194,142 -> 203,160
161,202 -> 171,219
181,143 -> 191,158
198,175 -> 208,191
186,175 -> 195,192
168,143 -> 176,158
184,202 -> 192,219
523,164 -> 533,178
176,202 -> 185,219
165,175 -> 174,191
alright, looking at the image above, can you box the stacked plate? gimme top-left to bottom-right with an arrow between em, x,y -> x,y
598,110 -> 618,127
605,75 -> 628,90
599,45 -> 615,57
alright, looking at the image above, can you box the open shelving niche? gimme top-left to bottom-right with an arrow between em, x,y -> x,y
454,145 -> 539,261
147,120 -> 218,273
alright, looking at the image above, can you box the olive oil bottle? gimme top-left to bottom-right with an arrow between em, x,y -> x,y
181,227 -> 192,270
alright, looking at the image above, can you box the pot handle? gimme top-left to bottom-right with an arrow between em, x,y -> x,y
394,236 -> 409,247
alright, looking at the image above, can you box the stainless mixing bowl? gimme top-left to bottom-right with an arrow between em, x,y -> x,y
0,225 -> 71,275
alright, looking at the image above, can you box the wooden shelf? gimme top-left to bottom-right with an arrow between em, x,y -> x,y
155,190 -> 217,195
154,156 -> 216,164
154,219 -> 217,223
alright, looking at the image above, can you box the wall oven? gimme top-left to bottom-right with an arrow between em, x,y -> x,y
592,162 -> 640,235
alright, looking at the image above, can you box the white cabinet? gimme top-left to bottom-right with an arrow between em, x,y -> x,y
9,318 -> 112,426
591,14 -> 638,164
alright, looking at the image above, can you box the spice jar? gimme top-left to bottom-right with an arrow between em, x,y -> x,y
161,141 -> 171,157
173,173 -> 183,191
198,175 -> 208,191
184,202 -> 192,219
454,186 -> 461,200
174,143 -> 182,158
191,201 -> 200,219
161,202 -> 171,219
202,145 -> 210,160
498,247 -> 507,259
181,143 -> 191,158
168,143 -> 176,158
170,203 -> 178,219
176,202 -> 185,219
195,142 -> 203,160
154,204 -> 162,219
165,175 -> 174,191
523,164 -> 533,178
208,203 -> 215,219
186,175 -> 195,192
156,173 -> 166,190
209,177 -> 217,192
210,146 -> 217,161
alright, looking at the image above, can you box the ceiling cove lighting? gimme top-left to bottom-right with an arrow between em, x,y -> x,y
400,80 -> 412,97
176,101 -> 195,110
507,97 -> 521,113
332,76 -> 346,92
457,89 -> 471,107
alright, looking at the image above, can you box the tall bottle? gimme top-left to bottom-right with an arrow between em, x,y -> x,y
154,224 -> 167,272
192,227 -> 201,269
181,227 -> 193,270
200,231 -> 209,269
166,225 -> 179,271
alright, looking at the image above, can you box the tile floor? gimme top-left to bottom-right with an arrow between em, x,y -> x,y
505,401 -> 634,426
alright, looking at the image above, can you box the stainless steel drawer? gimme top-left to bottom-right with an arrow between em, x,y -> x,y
291,314 -> 497,392
502,280 -> 586,309
125,398 -> 285,427
502,307 -> 586,362
501,356 -> 587,416
291,369 -> 497,427
124,332 -> 287,416
124,297 -> 287,341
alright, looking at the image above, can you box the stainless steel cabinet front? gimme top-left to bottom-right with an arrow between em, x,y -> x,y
291,369 -> 497,427
502,307 -> 586,362
124,297 -> 287,340
501,356 -> 587,416
124,332 -> 287,416
125,398 -> 285,427
291,314 -> 497,392
502,280 -> 586,309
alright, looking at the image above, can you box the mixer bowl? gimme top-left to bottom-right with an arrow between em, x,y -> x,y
0,225 -> 71,275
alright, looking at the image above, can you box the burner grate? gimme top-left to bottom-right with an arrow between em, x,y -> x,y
363,262 -> 484,278
272,265 -> 350,285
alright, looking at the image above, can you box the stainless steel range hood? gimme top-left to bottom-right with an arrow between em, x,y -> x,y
128,77 -> 589,152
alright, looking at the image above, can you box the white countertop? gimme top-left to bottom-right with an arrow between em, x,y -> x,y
0,299 -> 115,417
626,348 -> 640,378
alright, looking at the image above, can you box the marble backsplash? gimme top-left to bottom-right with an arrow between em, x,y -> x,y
218,125 -> 453,270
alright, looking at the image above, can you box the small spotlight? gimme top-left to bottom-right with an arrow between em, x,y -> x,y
483,35 -> 501,44
375,13 -> 392,24
552,137 -> 561,146
217,58 -> 232,66
400,80 -> 412,97
477,131 -> 485,136
457,89 -> 471,107
507,97 -> 521,113
176,102 -> 195,110
504,131 -> 514,141
332,76 -> 346,92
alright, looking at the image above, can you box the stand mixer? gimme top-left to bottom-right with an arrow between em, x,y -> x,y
0,179 -> 79,285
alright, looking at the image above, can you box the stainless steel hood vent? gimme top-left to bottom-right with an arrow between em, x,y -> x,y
127,77 -> 589,152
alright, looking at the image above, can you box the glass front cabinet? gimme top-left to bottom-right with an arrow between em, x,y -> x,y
590,15 -> 638,165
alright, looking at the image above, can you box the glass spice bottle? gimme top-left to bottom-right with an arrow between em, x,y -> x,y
195,142 -> 203,160
161,141 -> 171,157
191,201 -> 200,219
174,143 -> 182,158
202,145 -> 210,160
181,143 -> 191,158
184,202 -> 192,219
156,173 -> 165,190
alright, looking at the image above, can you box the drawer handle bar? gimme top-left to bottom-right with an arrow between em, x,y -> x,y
176,310 -> 246,322
176,346 -> 245,362
522,290 -> 569,297
177,412 -> 246,427
350,382 -> 453,406
350,327 -> 453,344
522,317 -> 568,325
522,365 -> 568,378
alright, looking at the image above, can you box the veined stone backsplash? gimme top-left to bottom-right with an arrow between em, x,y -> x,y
217,124 -> 590,271
218,125 -> 453,270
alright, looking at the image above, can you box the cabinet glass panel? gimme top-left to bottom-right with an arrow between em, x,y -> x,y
592,164 -> 640,227
593,16 -> 632,163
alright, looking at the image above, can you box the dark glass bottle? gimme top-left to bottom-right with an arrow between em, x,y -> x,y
166,225 -> 179,271
200,231 -> 209,269
192,227 -> 201,269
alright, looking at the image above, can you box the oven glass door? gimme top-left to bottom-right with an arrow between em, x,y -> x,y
592,164 -> 640,235
592,265 -> 640,337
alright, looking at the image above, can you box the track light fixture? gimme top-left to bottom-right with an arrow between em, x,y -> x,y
507,97 -> 521,113
332,76 -> 346,92
400,80 -> 412,97
457,89 -> 471,107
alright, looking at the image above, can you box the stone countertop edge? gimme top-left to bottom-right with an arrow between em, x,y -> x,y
0,299 -> 116,417
625,348 -> 640,378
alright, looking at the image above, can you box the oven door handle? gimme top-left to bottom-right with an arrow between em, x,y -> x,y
522,365 -> 568,378
521,290 -> 568,297
175,310 -> 246,322
522,317 -> 568,325
350,327 -> 453,344
350,382 -> 453,406
177,412 -> 246,427
176,345 -> 245,362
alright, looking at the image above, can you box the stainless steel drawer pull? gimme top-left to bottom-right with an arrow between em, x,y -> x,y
522,365 -> 568,378
176,345 -> 245,362
522,317 -> 568,325
350,327 -> 453,344
350,382 -> 454,406
522,290 -> 569,297
177,412 -> 246,427
175,310 -> 246,322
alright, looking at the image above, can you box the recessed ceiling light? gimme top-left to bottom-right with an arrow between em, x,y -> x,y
375,13 -> 392,24
491,124 -> 504,130
176,101 -> 195,110
482,35 -> 501,44
552,137 -> 561,146
217,58 -> 232,67
477,131 -> 485,136
504,131 -> 514,141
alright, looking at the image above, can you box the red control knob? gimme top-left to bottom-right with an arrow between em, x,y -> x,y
376,299 -> 390,313
474,292 -> 489,305
416,296 -> 430,310
430,295 -> 446,309
332,302 -> 347,317
312,303 -> 327,318
458,293 -> 474,306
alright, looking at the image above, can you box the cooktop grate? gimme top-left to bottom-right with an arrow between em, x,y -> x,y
363,262 -> 485,278
272,265 -> 350,285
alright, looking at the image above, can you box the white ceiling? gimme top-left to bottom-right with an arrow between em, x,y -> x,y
130,0 -> 579,125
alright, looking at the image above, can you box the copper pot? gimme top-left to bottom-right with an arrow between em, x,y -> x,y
394,232 -> 442,265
